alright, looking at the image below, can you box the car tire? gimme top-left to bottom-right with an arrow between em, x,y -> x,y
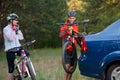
106,63 -> 120,80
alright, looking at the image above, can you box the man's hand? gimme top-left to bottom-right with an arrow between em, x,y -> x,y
68,27 -> 73,33
68,27 -> 73,31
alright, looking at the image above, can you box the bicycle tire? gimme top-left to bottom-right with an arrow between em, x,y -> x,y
62,41 -> 77,74
26,59 -> 36,80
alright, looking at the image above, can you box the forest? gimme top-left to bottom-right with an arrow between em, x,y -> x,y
0,0 -> 120,50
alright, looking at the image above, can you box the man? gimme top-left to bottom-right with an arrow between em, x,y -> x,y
3,13 -> 28,80
59,11 -> 79,80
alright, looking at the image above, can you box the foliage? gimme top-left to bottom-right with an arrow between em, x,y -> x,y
80,0 -> 120,33
0,0 -> 120,49
67,0 -> 87,12
0,0 -> 67,49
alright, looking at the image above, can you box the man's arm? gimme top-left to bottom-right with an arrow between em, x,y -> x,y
59,26 -> 70,39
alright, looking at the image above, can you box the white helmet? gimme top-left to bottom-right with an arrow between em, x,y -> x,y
7,13 -> 19,21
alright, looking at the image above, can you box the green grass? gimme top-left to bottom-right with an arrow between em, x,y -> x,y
0,48 -> 97,80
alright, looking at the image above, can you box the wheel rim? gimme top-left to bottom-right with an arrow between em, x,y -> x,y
111,66 -> 120,80
62,42 -> 77,74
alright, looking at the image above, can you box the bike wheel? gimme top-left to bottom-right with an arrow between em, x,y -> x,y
26,59 -> 36,80
62,41 -> 77,74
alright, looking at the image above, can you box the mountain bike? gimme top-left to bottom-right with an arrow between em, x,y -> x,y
8,40 -> 36,80
57,20 -> 88,74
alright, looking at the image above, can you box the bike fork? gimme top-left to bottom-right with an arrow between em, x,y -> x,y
25,64 -> 31,77
15,59 -> 22,76
26,58 -> 36,77
29,60 -> 36,76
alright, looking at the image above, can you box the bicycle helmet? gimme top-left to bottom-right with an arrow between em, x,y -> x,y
7,13 -> 19,21
67,11 -> 76,17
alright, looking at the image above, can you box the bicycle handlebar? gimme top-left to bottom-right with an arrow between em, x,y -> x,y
56,19 -> 89,26
22,40 -> 36,47
79,19 -> 89,23
8,40 -> 36,52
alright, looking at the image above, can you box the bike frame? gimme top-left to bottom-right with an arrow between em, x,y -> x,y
14,50 -> 36,78
58,21 -> 88,52
67,25 -> 81,45
67,25 -> 88,52
13,40 -> 36,79
14,51 -> 29,78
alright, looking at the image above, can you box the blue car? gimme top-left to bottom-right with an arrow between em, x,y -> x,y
78,19 -> 120,80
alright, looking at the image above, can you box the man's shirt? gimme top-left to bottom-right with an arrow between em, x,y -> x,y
59,20 -> 79,45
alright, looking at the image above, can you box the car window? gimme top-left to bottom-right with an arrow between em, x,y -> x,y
99,19 -> 120,35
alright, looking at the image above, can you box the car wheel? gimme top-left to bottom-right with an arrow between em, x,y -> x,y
106,63 -> 120,80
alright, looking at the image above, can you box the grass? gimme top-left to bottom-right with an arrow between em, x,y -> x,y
0,48 -> 97,80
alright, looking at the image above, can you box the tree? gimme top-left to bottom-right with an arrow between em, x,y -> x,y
0,0 -> 68,49
78,0 -> 120,33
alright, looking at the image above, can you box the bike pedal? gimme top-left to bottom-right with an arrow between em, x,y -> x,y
24,72 -> 28,78
14,76 -> 17,80
14,75 -> 22,80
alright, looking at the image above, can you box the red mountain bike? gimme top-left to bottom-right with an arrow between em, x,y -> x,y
57,20 -> 88,74
8,40 -> 36,80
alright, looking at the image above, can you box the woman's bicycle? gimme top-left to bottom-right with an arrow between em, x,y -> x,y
57,20 -> 88,74
8,40 -> 36,80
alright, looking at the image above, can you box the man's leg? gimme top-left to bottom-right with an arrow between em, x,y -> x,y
64,64 -> 71,80
64,71 -> 68,80
64,71 -> 72,80
68,73 -> 72,80
66,65 -> 73,80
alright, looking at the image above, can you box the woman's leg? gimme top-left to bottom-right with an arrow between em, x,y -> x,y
8,73 -> 14,80
6,51 -> 15,80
